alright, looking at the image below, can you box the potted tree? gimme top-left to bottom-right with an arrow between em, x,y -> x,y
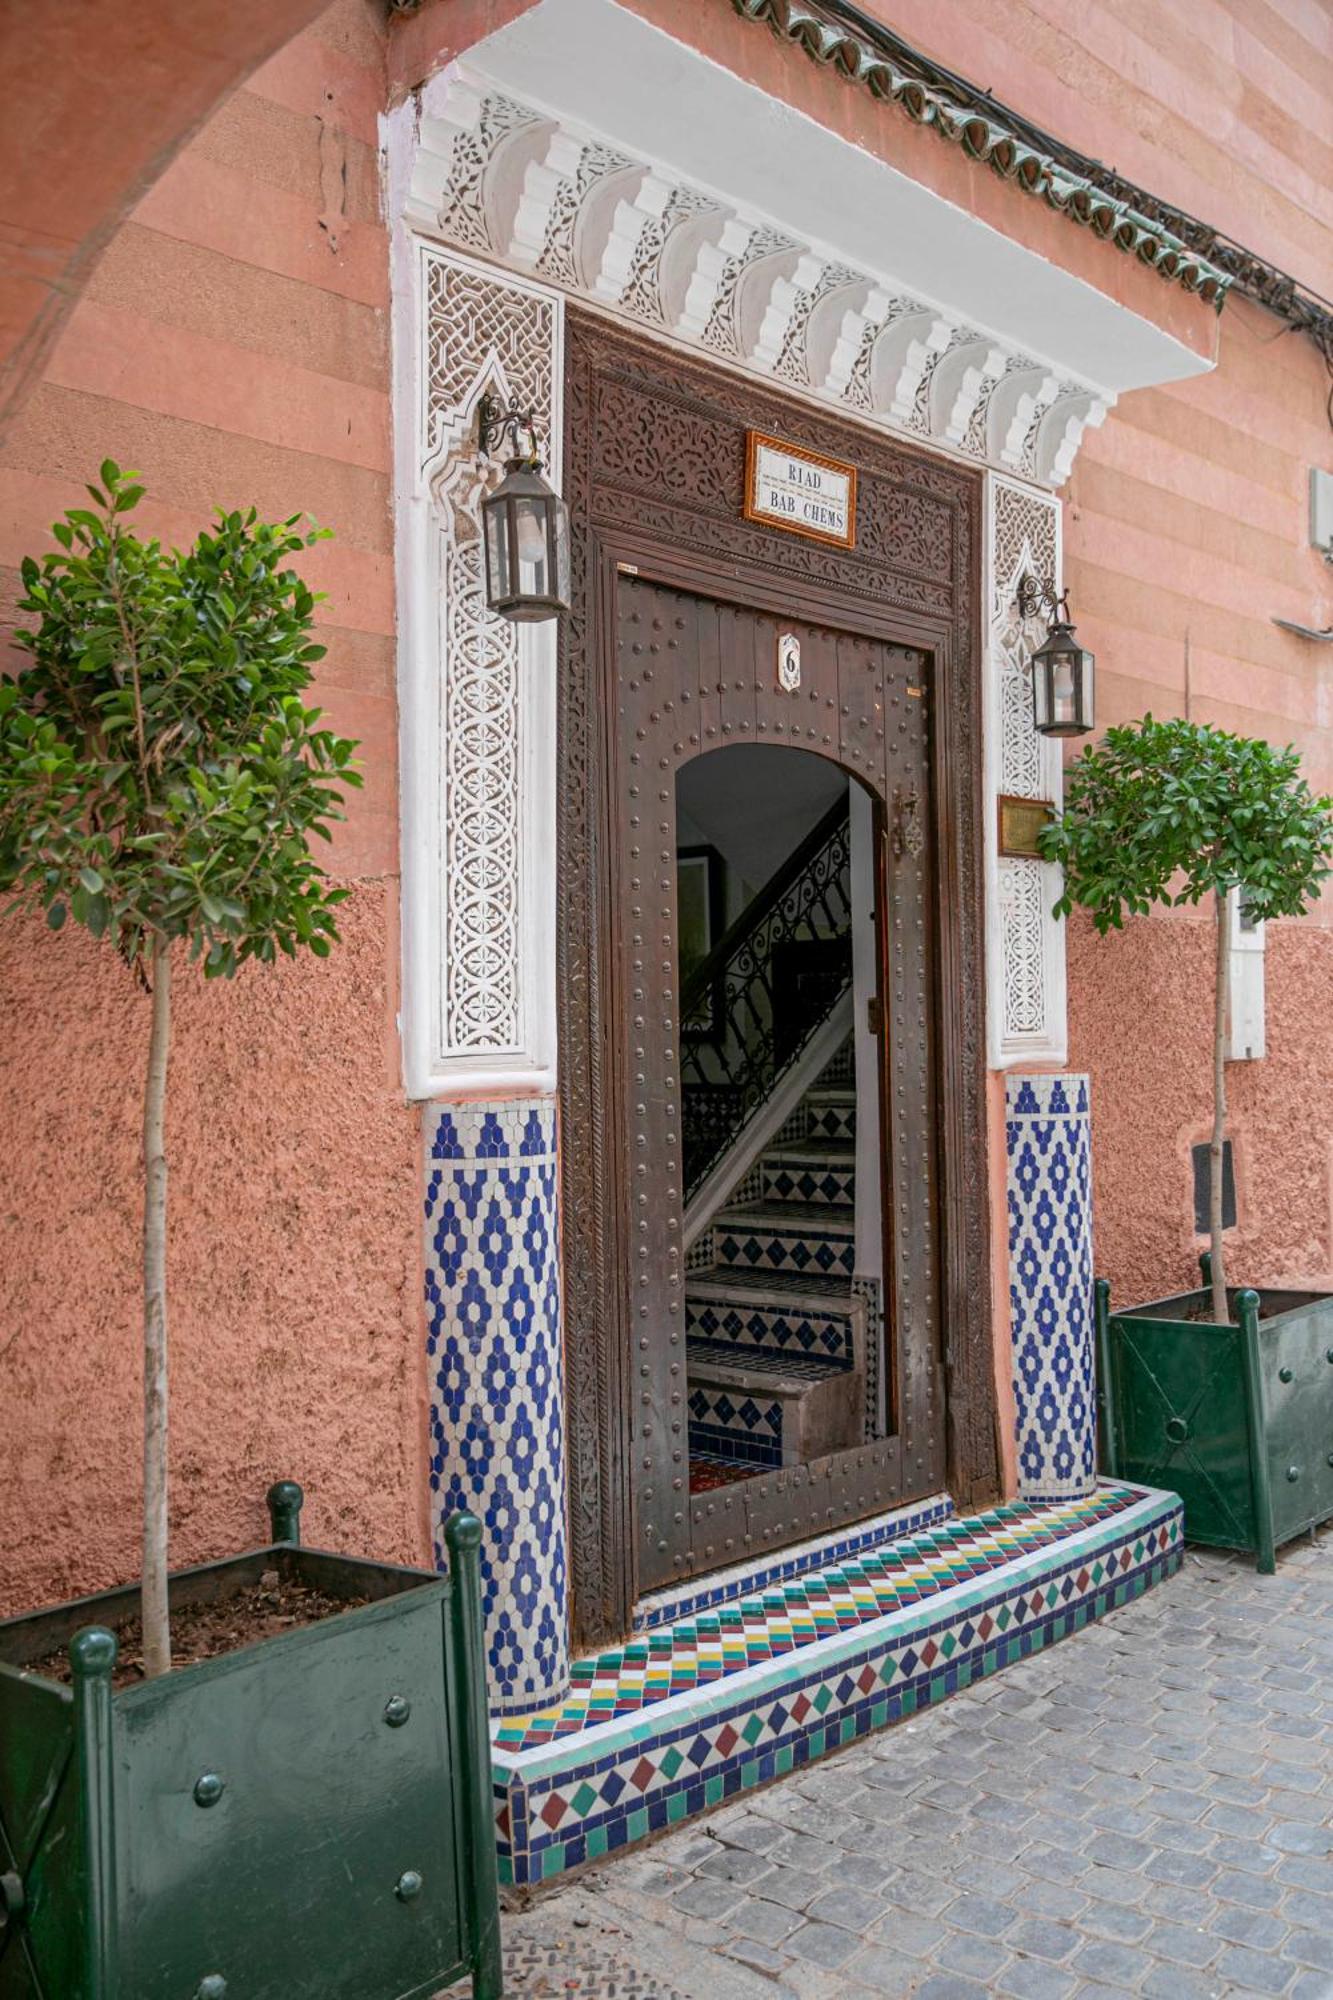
1040,714 -> 1333,1573
0,469 -> 500,1999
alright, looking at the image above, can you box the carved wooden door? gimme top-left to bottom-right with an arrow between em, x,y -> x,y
612,573 -> 945,1595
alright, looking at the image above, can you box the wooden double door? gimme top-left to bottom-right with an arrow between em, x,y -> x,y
556,314 -> 996,1649
613,573 -> 944,1595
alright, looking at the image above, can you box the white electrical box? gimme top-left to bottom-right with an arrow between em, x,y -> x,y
1312,467 -> 1333,558
1226,887 -> 1266,1062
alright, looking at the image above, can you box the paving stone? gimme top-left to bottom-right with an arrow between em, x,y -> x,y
1003,1917 -> 1080,1962
671,1878 -> 744,1919
726,1898 -> 805,1945
847,1943 -> 929,1995
760,1866 -> 828,1912
1080,1863 -> 1150,1907
913,1977 -> 992,2000
879,1870 -> 959,1918
1215,1941 -> 1298,1994
1018,1879 -> 1088,1922
1144,1847 -> 1218,1889
933,1929 -> 1014,1982
720,1937 -> 794,1980
1077,1899 -> 1154,1944
871,1911 -> 948,1959
1143,1918 -> 1221,1967
698,1847 -> 774,1887
803,1885 -> 884,1933
1215,1868 -> 1286,1911
945,1893 -> 1018,1939
1286,1931 -> 1333,1975
1069,1936 -> 1156,1986
994,1960 -> 1078,2000
785,1920 -> 862,1969
1289,1974 -> 1333,2000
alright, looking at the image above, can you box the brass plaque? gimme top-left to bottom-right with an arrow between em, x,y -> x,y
998,794 -> 1055,858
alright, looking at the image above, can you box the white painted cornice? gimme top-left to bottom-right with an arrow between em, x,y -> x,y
387,0 -> 1214,488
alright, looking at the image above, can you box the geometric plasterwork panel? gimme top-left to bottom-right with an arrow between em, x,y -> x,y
399,68 -> 1113,491
395,236 -> 563,1097
425,255 -> 557,1062
984,474 -> 1067,1067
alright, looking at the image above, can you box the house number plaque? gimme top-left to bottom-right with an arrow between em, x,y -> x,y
998,793 -> 1056,858
744,431 -> 857,549
777,632 -> 801,691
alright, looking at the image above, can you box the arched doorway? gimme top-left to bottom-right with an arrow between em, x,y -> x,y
614,577 -> 942,1598
556,315 -> 993,1649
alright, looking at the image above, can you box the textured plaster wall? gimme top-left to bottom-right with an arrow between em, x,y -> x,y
0,889 -> 421,1616
0,0 -> 425,1616
1069,909 -> 1333,1310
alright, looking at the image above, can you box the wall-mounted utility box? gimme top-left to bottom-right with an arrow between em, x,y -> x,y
1311,467 -> 1333,559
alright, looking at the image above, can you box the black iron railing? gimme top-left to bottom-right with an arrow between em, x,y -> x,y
681,796 -> 852,1200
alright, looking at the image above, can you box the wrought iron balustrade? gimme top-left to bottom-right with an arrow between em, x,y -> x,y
681,796 -> 853,1199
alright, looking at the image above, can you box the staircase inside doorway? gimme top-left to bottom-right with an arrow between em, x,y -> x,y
687,1041 -> 868,1493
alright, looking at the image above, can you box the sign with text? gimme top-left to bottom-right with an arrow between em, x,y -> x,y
744,432 -> 857,549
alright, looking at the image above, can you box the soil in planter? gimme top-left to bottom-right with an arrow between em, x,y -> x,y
1180,1295 -> 1283,1325
26,1571 -> 369,1689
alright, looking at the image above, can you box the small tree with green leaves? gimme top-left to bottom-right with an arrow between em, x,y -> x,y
0,464 -> 360,1676
1040,715 -> 1333,1325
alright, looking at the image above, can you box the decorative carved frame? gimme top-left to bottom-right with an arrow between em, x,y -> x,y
983,474 -> 1067,1066
556,313 -> 998,1648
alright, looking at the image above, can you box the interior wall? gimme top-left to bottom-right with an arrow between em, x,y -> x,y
0,0 -> 419,1617
676,745 -> 846,911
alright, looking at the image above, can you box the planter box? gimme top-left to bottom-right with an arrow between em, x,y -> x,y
0,1488 -> 500,2000
1096,1270 -> 1333,1573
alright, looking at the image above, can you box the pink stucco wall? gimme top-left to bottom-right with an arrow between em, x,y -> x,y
2,0 -> 1331,1615
0,889 -> 425,1615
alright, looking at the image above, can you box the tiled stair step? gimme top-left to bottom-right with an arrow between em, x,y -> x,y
687,1341 -> 860,1472
804,1087 -> 856,1143
761,1139 -> 855,1209
490,1481 -> 1185,1887
685,1273 -> 857,1367
713,1203 -> 855,1278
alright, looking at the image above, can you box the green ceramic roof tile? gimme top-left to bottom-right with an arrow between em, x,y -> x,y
731,0 -> 1232,309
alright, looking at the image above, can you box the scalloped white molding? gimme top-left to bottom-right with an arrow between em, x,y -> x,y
392,64 -> 1116,489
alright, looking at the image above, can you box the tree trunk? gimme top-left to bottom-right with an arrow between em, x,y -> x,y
1210,887 -> 1231,1325
142,934 -> 172,1677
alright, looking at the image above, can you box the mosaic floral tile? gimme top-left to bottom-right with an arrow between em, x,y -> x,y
1006,1073 -> 1096,1501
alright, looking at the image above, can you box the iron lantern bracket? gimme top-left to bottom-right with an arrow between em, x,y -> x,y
477,392 -> 542,467
1016,574 -> 1071,626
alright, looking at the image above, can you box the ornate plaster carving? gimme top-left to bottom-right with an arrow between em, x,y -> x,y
405,69 -> 1113,489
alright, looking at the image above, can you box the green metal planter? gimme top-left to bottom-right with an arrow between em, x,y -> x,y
0,1486 -> 501,2000
1096,1258 -> 1333,1574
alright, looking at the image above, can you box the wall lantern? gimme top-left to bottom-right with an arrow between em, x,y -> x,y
1016,575 -> 1095,737
477,393 -> 571,623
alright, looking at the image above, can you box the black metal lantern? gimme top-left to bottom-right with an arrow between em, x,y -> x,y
1017,576 -> 1095,737
477,394 -> 570,622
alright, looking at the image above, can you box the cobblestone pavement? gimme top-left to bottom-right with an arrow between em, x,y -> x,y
485,1533 -> 1333,2000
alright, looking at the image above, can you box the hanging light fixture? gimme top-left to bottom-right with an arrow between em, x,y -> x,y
477,394 -> 571,623
1016,576 -> 1095,737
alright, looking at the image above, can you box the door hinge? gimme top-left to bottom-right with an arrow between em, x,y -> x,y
867,996 -> 882,1036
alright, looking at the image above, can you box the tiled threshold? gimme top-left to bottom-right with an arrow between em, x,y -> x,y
491,1481 -> 1183,1887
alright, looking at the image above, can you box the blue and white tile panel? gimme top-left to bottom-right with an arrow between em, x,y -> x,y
425,1097 -> 570,1717
1006,1073 -> 1096,1501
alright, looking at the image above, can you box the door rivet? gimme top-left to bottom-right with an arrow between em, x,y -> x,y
195,1979 -> 227,1999
1279,1366 -> 1294,1384
384,1695 -> 411,1728
1164,1416 -> 1190,1444
396,1870 -> 423,1902
0,1871 -> 25,1924
1287,1466 -> 1301,1482
193,1773 -> 225,1808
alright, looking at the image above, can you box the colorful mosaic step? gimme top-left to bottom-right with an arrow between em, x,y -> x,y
490,1482 -> 1183,1886
805,1087 -> 856,1143
761,1141 -> 856,1209
713,1205 -> 856,1278
688,1342 -> 863,1468
685,1280 -> 859,1367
